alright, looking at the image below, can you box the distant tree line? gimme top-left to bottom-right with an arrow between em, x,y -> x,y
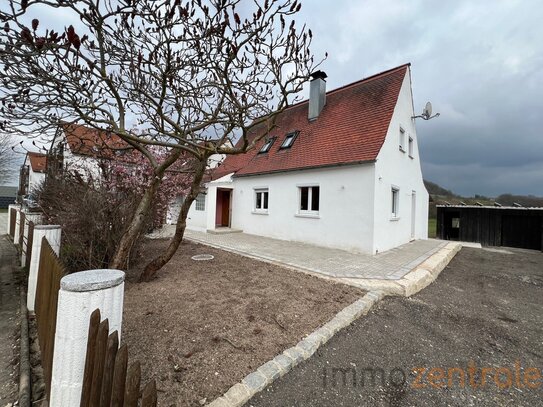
425,179 -> 543,215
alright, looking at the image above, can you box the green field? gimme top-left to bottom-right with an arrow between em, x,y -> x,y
0,208 -> 7,213
428,218 -> 437,238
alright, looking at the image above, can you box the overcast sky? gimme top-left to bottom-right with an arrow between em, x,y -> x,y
4,0 -> 543,197
296,0 -> 543,197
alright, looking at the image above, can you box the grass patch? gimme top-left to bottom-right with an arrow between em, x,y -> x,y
428,217 -> 437,238
0,208 -> 8,213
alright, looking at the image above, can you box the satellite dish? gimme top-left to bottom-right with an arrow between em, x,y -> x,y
424,102 -> 432,118
412,101 -> 440,121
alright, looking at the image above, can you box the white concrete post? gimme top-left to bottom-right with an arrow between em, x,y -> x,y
27,225 -> 62,312
6,204 -> 20,236
21,212 -> 42,268
49,269 -> 125,407
13,208 -> 22,245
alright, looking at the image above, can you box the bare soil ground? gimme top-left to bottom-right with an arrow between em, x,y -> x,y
122,239 -> 364,406
248,247 -> 543,407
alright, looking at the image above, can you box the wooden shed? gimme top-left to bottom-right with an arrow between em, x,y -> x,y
437,205 -> 543,251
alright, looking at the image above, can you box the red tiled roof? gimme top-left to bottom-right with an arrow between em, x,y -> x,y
213,64 -> 409,179
27,152 -> 47,173
61,122 -> 130,158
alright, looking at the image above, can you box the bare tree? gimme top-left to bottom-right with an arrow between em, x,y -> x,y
0,0 -> 320,280
0,132 -> 16,183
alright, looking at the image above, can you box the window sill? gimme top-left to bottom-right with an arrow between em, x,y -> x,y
390,216 -> 400,221
296,212 -> 320,219
252,210 -> 269,215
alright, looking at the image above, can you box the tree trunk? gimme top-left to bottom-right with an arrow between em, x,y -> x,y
110,175 -> 161,270
138,158 -> 208,282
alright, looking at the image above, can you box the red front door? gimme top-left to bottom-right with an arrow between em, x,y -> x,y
215,189 -> 231,227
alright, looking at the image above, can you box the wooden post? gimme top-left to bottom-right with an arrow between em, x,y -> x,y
110,344 -> 128,407
99,331 -> 119,406
27,226 -> 61,312
80,309 -> 101,407
124,362 -> 141,407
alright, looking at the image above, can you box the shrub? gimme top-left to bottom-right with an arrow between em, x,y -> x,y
37,170 -> 145,273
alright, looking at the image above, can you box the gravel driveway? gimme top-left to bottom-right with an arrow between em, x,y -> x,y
247,247 -> 543,406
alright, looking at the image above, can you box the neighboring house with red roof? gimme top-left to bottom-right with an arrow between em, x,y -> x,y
185,64 -> 429,254
19,151 -> 48,199
48,122 -> 225,225
48,122 -> 131,180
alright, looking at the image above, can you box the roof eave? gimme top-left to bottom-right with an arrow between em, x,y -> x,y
232,159 -> 376,178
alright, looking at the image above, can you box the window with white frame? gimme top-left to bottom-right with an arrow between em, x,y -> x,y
408,136 -> 414,157
195,194 -> 206,211
299,186 -> 320,213
254,188 -> 269,212
391,187 -> 399,218
399,127 -> 406,152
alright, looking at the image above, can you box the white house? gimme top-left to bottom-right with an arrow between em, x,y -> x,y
47,122 -> 224,225
185,64 -> 429,254
49,122 -> 124,179
19,151 -> 47,199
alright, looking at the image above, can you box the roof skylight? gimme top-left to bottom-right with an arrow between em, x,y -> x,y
258,137 -> 276,154
280,131 -> 299,149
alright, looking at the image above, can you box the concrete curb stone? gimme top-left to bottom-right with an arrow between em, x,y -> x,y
396,242 -> 461,296
206,291 -> 382,406
257,361 -> 282,382
223,383 -> 252,406
283,347 -> 305,365
272,354 -> 294,376
242,371 -> 268,393
207,397 -> 233,407
352,242 -> 461,296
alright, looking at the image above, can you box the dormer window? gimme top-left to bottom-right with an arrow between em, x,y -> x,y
258,137 -> 276,154
280,131 -> 299,149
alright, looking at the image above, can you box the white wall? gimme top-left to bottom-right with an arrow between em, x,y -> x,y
372,68 -> 429,253
207,153 -> 225,169
63,150 -> 103,181
186,203 -> 207,231
28,169 -> 45,194
169,195 -> 208,231
227,165 -> 376,253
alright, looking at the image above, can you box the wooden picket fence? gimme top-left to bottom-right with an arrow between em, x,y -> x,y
18,211 -> 26,248
34,237 -> 67,399
9,208 -> 16,239
24,220 -> 35,267
80,309 -> 157,407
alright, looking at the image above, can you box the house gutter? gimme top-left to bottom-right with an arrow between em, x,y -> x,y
232,159 -> 376,178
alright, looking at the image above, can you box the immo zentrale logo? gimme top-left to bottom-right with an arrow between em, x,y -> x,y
322,361 -> 542,390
